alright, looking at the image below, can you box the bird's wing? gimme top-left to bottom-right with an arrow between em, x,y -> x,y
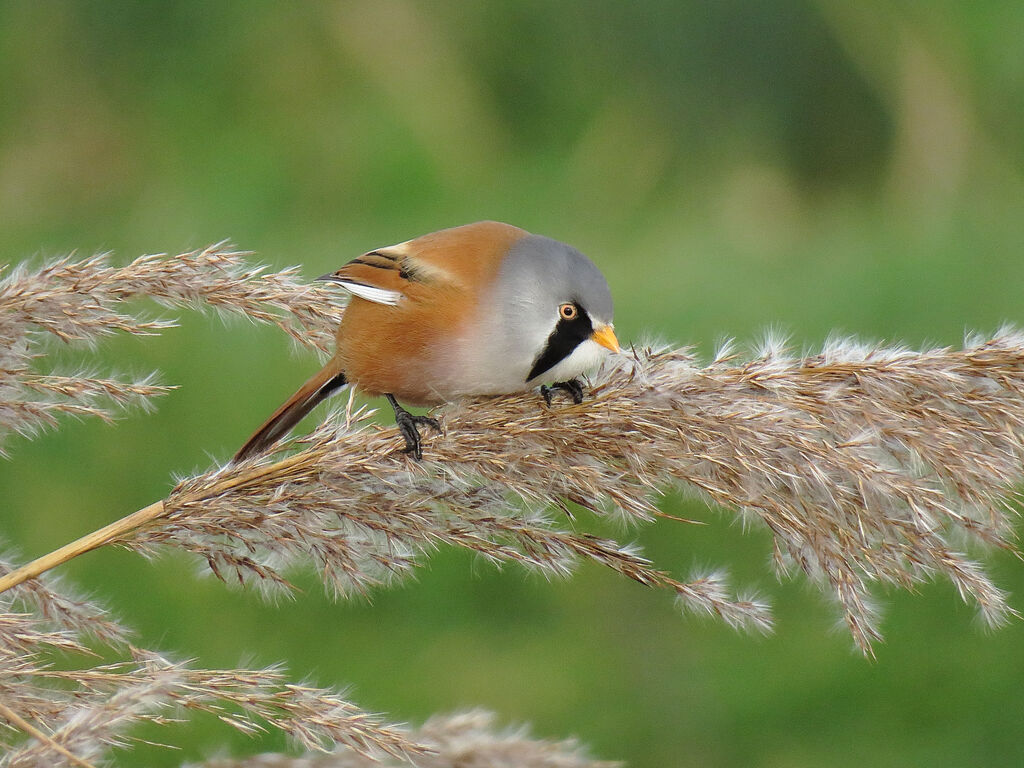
320,222 -> 527,306
318,249 -> 423,306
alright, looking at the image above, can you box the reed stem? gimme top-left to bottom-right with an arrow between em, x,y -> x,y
0,453 -> 309,594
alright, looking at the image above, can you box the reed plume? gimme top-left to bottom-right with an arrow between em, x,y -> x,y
30,331 -> 1022,654
0,557 -> 423,767
0,246 -> 615,765
0,244 -> 344,448
114,330 -> 1024,652
0,557 -> 598,766
189,710 -> 617,768
4,244 -> 1024,764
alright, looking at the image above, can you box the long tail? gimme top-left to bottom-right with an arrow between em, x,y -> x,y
233,359 -> 348,463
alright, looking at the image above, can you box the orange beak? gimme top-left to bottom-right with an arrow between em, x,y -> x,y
590,324 -> 621,354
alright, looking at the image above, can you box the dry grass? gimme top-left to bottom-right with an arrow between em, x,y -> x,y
105,333 -> 1024,651
2,245 -> 1024,764
188,710 -> 618,768
0,244 -> 344,449
0,555 -> 427,766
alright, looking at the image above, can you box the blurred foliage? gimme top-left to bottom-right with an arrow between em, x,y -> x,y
2,2 -> 1024,766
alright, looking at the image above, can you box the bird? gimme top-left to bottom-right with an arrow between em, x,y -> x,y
233,221 -> 619,462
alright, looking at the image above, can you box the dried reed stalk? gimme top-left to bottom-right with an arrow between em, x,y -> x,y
0,558 -> 604,766
0,247 -> 426,766
0,557 -> 425,766
4,247 -> 1024,651
4,244 -> 1024,763
0,244 -> 345,448
7,333 -> 1024,653
189,710 -> 618,768
136,331 -> 1024,651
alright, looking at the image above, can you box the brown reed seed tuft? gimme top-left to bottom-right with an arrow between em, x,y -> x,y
4,245 -> 1024,763
1,247 -> 615,766
0,245 -> 346,447
187,710 -> 619,768
120,331 -> 1024,654
0,558 -> 427,766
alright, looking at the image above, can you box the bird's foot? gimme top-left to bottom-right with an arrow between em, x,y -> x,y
540,378 -> 585,406
386,394 -> 441,460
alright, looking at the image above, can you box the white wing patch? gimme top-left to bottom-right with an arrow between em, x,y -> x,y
334,280 -> 402,306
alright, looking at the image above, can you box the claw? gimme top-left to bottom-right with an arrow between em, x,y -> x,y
540,378 -> 585,406
386,394 -> 440,460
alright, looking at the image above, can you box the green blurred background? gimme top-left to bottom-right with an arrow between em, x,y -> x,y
2,2 -> 1024,766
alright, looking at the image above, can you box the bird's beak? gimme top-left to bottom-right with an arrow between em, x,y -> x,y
590,324 -> 621,354
317,272 -> 341,282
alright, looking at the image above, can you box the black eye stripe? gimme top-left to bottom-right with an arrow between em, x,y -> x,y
526,306 -> 593,382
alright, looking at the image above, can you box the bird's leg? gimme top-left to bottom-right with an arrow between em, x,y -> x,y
540,378 -> 585,406
385,394 -> 441,460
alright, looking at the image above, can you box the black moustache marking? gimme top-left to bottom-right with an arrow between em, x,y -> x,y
527,305 -> 593,382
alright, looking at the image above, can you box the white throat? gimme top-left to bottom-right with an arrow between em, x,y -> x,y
529,338 -> 610,385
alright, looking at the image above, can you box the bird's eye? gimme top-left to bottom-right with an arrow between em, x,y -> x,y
559,303 -> 578,320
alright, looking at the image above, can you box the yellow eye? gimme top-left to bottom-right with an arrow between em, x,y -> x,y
559,303 -> 578,320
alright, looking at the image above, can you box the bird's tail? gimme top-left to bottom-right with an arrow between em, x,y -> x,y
233,360 -> 348,463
